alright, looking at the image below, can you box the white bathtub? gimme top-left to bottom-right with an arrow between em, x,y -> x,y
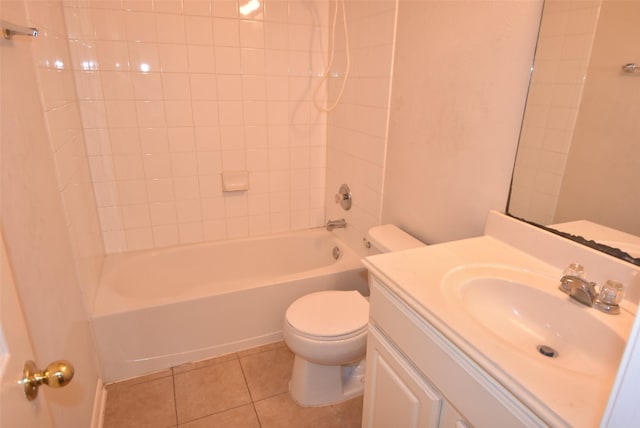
92,228 -> 368,382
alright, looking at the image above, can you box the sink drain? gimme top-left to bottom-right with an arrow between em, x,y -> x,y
537,345 -> 558,358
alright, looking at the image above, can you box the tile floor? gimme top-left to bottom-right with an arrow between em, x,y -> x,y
103,342 -> 363,427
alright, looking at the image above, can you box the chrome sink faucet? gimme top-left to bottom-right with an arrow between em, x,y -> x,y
559,264 -> 624,314
559,275 -> 598,306
326,218 -> 346,231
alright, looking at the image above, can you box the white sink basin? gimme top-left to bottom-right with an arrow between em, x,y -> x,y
442,265 -> 627,378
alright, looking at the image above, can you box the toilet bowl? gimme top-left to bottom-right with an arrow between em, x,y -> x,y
283,224 -> 425,407
284,290 -> 368,406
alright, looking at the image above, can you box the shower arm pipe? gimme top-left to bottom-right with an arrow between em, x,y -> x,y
313,0 -> 351,113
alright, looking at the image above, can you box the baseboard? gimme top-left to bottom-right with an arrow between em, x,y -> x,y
90,377 -> 106,428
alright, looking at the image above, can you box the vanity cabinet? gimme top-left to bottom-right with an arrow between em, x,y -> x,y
363,325 -> 468,428
363,276 -> 547,428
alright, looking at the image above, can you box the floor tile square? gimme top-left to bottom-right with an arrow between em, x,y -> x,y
103,376 -> 177,428
172,352 -> 238,375
105,369 -> 173,390
102,343 -> 364,427
173,359 -> 252,423
254,392 -> 363,428
240,345 -> 294,401
177,404 -> 260,428
237,341 -> 286,358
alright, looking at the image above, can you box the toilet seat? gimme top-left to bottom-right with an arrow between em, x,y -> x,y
286,290 -> 369,340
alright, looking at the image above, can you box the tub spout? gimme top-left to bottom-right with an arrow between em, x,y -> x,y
326,218 -> 346,231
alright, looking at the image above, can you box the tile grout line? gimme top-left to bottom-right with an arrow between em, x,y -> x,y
171,370 -> 179,427
237,353 -> 263,427
174,402 -> 260,427
104,343 -> 296,427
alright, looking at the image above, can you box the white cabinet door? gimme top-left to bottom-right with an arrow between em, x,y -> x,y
363,327 -> 442,428
0,233 -> 53,428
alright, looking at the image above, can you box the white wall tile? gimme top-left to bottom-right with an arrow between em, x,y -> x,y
146,177 -> 175,202
156,13 -> 187,43
163,73 -> 191,99
184,0 -> 212,17
125,227 -> 154,250
117,179 -> 148,204
179,221 -> 204,243
158,43 -> 190,72
211,0 -> 237,18
174,176 -> 201,199
153,224 -> 180,246
150,201 -> 178,225
227,216 -> 249,238
65,0 -> 332,252
203,219 -> 227,240
213,17 -> 240,46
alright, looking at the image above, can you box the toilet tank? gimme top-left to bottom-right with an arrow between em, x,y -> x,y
366,224 -> 425,253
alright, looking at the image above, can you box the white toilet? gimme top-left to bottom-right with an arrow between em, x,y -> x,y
283,224 -> 424,406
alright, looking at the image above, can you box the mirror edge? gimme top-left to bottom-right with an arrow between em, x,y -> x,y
505,0 -> 640,267
506,214 -> 640,266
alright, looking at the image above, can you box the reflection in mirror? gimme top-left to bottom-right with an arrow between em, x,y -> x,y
508,0 -> 640,265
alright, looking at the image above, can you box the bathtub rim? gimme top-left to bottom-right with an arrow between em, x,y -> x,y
93,228 -> 364,317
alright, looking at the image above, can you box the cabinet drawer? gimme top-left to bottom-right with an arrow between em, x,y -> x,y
369,277 -> 547,428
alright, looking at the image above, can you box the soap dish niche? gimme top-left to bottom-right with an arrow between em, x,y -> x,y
222,171 -> 249,192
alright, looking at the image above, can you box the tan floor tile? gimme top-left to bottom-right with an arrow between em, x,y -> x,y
254,392 -> 363,428
102,342 -> 363,428
237,340 -> 286,358
105,369 -> 173,391
174,359 -> 252,423
172,352 -> 238,375
240,345 -> 294,401
331,395 -> 364,426
103,376 -> 177,428
178,404 -> 260,428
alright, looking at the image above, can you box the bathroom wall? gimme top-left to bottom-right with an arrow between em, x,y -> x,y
509,0 -> 602,225
325,0 -> 397,254
0,0 -> 101,425
554,0 -> 640,236
381,0 -> 543,244
25,0 -> 106,320
62,0 -> 330,253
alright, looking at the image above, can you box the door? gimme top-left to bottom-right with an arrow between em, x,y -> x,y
0,231 -> 53,428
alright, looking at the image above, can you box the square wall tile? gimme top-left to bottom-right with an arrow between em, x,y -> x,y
66,0 -> 356,254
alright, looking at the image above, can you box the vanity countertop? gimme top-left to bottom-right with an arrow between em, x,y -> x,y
364,234 -> 635,427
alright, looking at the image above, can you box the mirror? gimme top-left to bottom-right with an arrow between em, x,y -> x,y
508,0 -> 640,265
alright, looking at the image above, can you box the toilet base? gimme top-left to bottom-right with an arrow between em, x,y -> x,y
289,355 -> 366,407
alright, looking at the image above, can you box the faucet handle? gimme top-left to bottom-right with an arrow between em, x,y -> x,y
599,280 -> 625,306
334,184 -> 352,211
559,263 -> 586,294
594,280 -> 625,315
563,263 -> 585,278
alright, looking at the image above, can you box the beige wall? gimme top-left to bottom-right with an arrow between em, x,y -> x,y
382,0 -> 542,244
0,0 -> 101,425
555,0 -> 640,236
26,0 -> 106,321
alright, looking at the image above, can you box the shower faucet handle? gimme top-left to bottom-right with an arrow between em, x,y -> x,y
334,184 -> 352,211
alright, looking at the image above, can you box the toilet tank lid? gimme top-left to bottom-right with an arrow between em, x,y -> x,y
366,224 -> 424,252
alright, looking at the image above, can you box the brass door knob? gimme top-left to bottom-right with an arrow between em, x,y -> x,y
22,360 -> 74,401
